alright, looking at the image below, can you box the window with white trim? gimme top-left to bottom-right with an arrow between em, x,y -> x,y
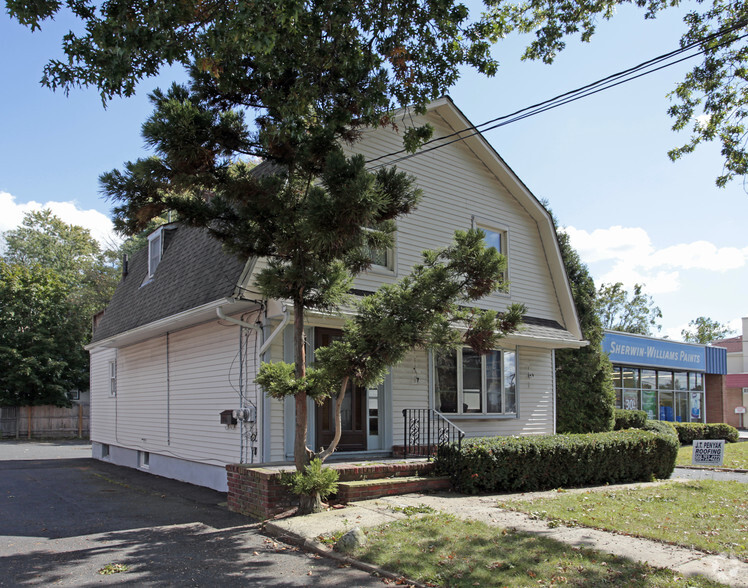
147,228 -> 163,278
478,225 -> 507,285
109,360 -> 117,397
363,225 -> 394,271
434,348 -> 516,415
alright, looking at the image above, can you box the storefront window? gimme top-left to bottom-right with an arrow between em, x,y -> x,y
610,363 -> 706,423
641,370 -> 656,391
675,392 -> 689,423
657,370 -> 674,390
641,390 -> 657,419
690,392 -> 704,422
622,367 -> 639,389
622,390 -> 639,411
611,366 -> 622,388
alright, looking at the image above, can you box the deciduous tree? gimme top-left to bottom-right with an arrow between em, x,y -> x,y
0,262 -> 88,407
681,316 -> 735,343
597,282 -> 662,336
484,0 -> 748,188
3,209 -> 119,316
8,1 -> 748,185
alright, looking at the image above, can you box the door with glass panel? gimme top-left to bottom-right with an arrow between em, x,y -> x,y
314,328 -> 367,451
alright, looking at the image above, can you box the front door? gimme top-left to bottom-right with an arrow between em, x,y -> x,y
314,328 -> 367,452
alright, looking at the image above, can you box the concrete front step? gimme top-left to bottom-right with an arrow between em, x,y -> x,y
337,475 -> 452,503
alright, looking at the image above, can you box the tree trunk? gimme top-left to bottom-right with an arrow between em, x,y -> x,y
317,377 -> 349,462
298,491 -> 323,514
293,297 -> 311,473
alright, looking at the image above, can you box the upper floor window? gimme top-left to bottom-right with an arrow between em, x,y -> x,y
482,227 -> 503,254
475,223 -> 508,288
433,347 -> 516,415
148,229 -> 163,278
363,225 -> 394,272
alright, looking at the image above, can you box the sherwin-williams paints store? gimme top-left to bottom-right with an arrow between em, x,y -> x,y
602,331 -> 727,423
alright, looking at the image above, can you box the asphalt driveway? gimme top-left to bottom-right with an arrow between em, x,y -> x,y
0,441 -> 383,587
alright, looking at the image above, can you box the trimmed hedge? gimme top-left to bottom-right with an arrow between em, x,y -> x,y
614,409 -> 647,430
672,422 -> 739,444
434,428 -> 678,495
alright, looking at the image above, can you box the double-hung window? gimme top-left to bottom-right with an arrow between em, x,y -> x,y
476,224 -> 508,287
363,225 -> 394,272
434,348 -> 516,415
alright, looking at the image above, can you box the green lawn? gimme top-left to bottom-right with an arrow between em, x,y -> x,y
499,480 -> 748,561
675,441 -> 748,470
353,513 -> 728,587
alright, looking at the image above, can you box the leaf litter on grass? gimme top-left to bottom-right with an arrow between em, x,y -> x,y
499,480 -> 747,561
353,513 -> 728,587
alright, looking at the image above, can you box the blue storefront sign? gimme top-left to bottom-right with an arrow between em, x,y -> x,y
602,332 -> 706,371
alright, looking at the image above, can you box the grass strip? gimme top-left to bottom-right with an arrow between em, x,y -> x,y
675,442 -> 748,470
499,480 -> 747,561
353,513 -> 727,587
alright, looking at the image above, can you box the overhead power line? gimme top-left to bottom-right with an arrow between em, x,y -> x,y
366,18 -> 748,170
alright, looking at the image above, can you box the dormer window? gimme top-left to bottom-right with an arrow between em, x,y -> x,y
147,228 -> 164,278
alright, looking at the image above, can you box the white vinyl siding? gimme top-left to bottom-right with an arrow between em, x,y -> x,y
90,348 -> 118,444
90,318 -> 261,467
391,350 -> 431,447
390,346 -> 555,444
345,114 -> 563,325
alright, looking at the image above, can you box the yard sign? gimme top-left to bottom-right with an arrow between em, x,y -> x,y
692,439 -> 724,466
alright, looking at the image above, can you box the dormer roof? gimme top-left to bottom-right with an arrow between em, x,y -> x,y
91,225 -> 248,344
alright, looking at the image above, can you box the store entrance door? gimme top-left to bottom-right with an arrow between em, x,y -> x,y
314,328 -> 367,452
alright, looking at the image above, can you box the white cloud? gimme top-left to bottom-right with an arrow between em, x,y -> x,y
643,241 -> 748,272
562,225 -> 748,294
0,191 -> 119,250
695,114 -> 711,129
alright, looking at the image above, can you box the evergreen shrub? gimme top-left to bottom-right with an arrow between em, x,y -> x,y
672,422 -> 739,444
614,409 -> 647,430
434,429 -> 678,494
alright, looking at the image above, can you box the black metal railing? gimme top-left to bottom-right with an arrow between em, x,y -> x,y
402,408 -> 465,459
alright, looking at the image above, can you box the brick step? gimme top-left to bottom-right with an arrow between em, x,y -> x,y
331,460 -> 435,482
336,475 -> 451,503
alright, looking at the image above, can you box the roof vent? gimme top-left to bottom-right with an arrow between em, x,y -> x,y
122,253 -> 129,279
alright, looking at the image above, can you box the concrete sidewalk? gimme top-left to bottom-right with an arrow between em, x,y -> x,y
266,481 -> 748,587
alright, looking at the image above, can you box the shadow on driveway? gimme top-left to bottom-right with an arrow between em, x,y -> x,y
0,445 -> 383,586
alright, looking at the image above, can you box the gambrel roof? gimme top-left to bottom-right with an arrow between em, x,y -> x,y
90,98 -> 584,350
91,224 -> 248,344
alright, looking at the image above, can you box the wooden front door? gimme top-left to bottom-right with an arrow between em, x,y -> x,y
314,328 -> 367,452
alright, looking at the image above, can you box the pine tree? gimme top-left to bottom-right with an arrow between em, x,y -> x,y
554,230 -> 615,434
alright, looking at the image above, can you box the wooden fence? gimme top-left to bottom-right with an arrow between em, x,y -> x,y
0,404 -> 89,439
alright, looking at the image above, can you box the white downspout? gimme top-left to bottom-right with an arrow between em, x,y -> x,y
215,302 -> 290,354
259,305 -> 290,463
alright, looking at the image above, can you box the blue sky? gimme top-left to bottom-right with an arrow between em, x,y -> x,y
2,3 -> 747,340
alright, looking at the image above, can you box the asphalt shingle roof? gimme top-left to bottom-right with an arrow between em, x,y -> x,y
92,225 -> 247,343
712,336 -> 742,353
518,316 -> 578,343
